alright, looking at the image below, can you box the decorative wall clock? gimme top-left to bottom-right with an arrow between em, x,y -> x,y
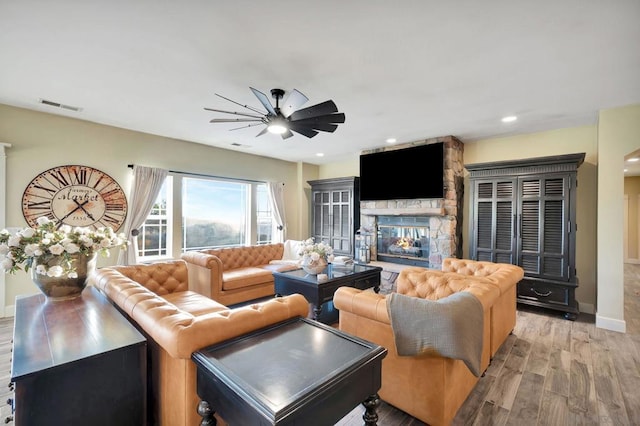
22,165 -> 128,232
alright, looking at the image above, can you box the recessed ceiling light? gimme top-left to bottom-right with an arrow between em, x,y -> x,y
316,153 -> 324,157
628,158 -> 639,162
386,138 -> 397,144
501,116 -> 517,123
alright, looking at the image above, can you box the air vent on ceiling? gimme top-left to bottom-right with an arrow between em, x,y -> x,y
39,98 -> 82,112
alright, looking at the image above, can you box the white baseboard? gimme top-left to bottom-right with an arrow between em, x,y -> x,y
578,302 -> 595,314
3,304 -> 14,318
595,313 -> 626,333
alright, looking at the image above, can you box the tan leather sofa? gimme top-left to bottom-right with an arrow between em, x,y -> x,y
334,267 -> 501,426
181,243 -> 299,306
441,258 -> 524,356
90,259 -> 309,426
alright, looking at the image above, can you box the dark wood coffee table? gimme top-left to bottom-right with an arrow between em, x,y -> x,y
192,317 -> 387,426
272,263 -> 382,323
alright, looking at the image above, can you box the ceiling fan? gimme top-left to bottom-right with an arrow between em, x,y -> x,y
204,87 -> 346,139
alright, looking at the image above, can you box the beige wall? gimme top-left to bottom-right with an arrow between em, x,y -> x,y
318,157 -> 359,179
624,176 -> 640,260
597,104 -> 640,331
0,104 -> 318,313
318,126 -> 599,314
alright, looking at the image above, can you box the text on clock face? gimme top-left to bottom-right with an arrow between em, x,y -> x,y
56,187 -> 101,202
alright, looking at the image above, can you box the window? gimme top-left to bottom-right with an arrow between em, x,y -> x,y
137,177 -> 173,260
256,184 -> 274,245
182,177 -> 248,251
137,174 -> 276,261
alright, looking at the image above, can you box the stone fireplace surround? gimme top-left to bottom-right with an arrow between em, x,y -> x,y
359,136 -> 464,275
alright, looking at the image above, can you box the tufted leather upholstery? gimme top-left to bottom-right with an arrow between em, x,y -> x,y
333,260 -> 520,426
441,258 -> 524,355
111,260 -> 190,295
90,259 -> 309,426
205,244 -> 284,270
181,243 -> 299,305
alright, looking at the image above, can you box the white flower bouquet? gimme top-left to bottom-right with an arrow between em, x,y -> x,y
298,237 -> 334,266
0,216 -> 128,279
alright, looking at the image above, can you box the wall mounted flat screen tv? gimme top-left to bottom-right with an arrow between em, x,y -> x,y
359,142 -> 444,201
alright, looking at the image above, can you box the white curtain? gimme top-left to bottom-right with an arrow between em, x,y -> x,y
118,165 -> 168,265
268,181 -> 286,242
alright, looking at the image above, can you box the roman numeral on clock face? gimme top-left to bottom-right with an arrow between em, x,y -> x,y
73,168 -> 88,185
25,201 -> 51,210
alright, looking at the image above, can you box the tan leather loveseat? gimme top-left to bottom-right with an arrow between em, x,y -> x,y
90,259 -> 309,426
181,243 -> 300,306
334,267 -> 501,426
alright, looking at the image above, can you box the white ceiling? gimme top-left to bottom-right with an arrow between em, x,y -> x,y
1,1 -> 639,166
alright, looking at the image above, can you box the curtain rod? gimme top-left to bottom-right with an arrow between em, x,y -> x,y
127,164 -> 268,184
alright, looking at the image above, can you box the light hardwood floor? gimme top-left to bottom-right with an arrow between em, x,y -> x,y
1,269 -> 639,425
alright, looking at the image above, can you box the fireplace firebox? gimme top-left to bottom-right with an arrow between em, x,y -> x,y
376,216 -> 430,267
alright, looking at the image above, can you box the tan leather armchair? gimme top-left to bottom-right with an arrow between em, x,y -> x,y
90,259 -> 309,426
334,268 -> 500,426
441,258 -> 524,356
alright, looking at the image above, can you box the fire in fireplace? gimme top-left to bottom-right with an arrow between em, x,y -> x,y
376,216 -> 430,267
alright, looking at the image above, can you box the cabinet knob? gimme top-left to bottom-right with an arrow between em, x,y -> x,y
4,416 -> 13,424
5,398 -> 11,406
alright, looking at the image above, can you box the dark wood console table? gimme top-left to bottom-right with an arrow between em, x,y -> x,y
192,317 -> 387,425
10,286 -> 146,426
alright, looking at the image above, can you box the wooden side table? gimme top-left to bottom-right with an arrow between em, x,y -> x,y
10,286 -> 146,426
192,317 -> 387,425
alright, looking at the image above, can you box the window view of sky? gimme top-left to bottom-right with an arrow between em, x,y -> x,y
183,178 -> 246,225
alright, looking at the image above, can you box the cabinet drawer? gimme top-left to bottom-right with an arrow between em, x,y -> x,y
517,279 -> 570,307
354,275 -> 379,290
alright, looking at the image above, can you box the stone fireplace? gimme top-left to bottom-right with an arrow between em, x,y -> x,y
360,136 -> 464,270
376,216 -> 430,267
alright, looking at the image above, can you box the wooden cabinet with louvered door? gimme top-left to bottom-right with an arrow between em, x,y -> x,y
308,177 -> 360,257
471,178 -> 517,264
467,153 -> 584,320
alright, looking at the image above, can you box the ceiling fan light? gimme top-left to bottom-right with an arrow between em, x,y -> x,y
267,123 -> 288,134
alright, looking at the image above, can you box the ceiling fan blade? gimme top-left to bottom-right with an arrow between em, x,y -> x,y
288,123 -> 319,138
204,107 -> 263,119
289,100 -> 339,121
228,123 -> 266,131
281,129 -> 294,139
280,89 -> 309,117
255,127 -> 269,137
215,93 -> 265,114
306,122 -> 338,132
209,118 -> 263,123
250,87 -> 277,116
289,113 -> 346,126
